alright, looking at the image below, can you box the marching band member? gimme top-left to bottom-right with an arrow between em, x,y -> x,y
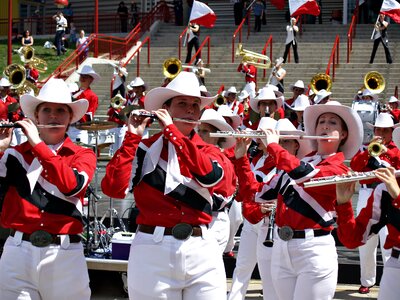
313,89 -> 332,105
126,77 -> 146,108
369,13 -> 393,64
68,65 -> 101,144
282,17 -> 299,64
237,61 -> 257,99
232,118 -> 312,300
350,112 -> 398,294
291,94 -> 310,131
257,101 -> 363,300
107,95 -> 128,156
268,57 -> 286,93
225,86 -> 244,117
111,60 -> 128,98
388,96 -> 400,123
101,71 -> 227,299
335,126 -> 400,299
284,80 -> 307,127
197,109 -> 237,254
0,78 -> 96,299
238,90 -> 250,117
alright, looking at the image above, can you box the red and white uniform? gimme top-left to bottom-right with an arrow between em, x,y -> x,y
350,143 -> 398,288
26,67 -> 39,83
237,63 -> 256,98
336,183 -> 400,300
1,94 -> 26,146
126,94 -> 145,109
0,138 -> 96,299
228,152 -> 279,300
107,107 -> 127,156
226,100 -> 244,117
0,101 -> 7,120
101,126 -> 227,298
256,144 -> 349,300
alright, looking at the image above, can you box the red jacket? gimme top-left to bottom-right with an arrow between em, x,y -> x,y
1,95 -> 23,122
107,107 -> 125,126
0,138 -> 96,234
101,126 -> 225,227
237,63 -> 256,84
73,88 -> 98,123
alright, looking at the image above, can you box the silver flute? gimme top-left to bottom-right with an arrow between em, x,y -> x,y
131,111 -> 200,124
0,123 -> 65,129
210,131 -> 339,140
303,170 -> 400,188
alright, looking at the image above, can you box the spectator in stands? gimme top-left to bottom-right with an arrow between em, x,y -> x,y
233,0 -> 244,25
21,30 -> 33,47
252,0 -> 264,32
69,22 -> 77,45
283,17 -> 299,63
76,30 -> 89,62
62,2 -> 74,33
369,13 -> 393,64
52,11 -> 68,56
173,0 -> 183,26
117,1 -> 129,33
130,0 -> 140,28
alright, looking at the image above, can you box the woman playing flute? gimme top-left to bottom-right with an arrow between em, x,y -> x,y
253,101 -> 363,300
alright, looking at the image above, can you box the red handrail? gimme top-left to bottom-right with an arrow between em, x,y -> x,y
178,27 -> 189,61
262,35 -> 273,78
325,35 -> 340,81
347,2 -> 359,63
232,10 -> 251,63
187,36 -> 211,67
395,86 -> 398,98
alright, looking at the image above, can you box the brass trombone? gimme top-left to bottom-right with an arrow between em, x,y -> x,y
162,58 -> 210,80
235,43 -> 271,69
4,64 -> 39,95
18,46 -> 48,73
310,73 -> 332,94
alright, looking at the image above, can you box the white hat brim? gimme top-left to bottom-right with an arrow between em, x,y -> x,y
200,119 -> 235,149
393,127 -> 400,149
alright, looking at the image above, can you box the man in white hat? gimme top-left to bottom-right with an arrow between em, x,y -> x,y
313,89 -> 332,105
197,109 -> 237,254
101,71 -> 228,299
238,89 -> 250,116
350,112 -> 398,294
126,77 -> 147,108
388,96 -> 400,123
237,61 -> 257,99
0,78 -> 26,145
268,57 -> 286,93
0,78 -> 96,299
68,65 -> 101,143
283,17 -> 299,63
291,94 -> 310,130
284,79 -> 307,127
225,86 -> 244,117
249,86 -> 284,123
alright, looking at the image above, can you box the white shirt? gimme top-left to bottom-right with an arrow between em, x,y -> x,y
285,25 -> 298,44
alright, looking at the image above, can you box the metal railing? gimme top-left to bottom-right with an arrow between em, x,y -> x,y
178,27 -> 189,61
325,35 -> 340,81
347,3 -> 359,63
262,35 -> 273,78
187,36 -> 211,67
232,10 -> 251,63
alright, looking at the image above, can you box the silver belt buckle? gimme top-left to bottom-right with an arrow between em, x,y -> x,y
30,230 -> 53,247
278,226 -> 294,241
171,223 -> 193,240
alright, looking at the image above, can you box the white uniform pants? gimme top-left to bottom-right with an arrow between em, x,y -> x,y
357,187 -> 391,287
227,219 -> 261,300
271,230 -> 338,300
257,219 -> 279,300
244,82 -> 256,99
128,227 -> 226,300
210,209 -> 230,254
0,233 -> 90,300
378,251 -> 400,300
224,200 -> 243,253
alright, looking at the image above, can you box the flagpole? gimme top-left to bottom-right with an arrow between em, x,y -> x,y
183,21 -> 190,47
371,14 -> 380,39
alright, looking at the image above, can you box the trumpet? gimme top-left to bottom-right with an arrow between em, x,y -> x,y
213,94 -> 226,108
368,138 -> 387,157
110,94 -> 126,110
303,170 -> 400,188
163,58 -> 210,80
209,131 -> 339,140
236,43 -> 271,69
18,46 -> 48,72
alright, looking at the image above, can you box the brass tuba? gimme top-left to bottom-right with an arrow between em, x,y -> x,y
310,73 -> 332,94
18,46 -> 48,72
235,43 -> 271,69
363,71 -> 385,95
4,64 -> 39,95
110,94 -> 126,110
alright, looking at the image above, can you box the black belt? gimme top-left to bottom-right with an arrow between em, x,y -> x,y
361,183 -> 379,189
10,229 -> 81,247
391,248 -> 400,259
138,224 -> 203,240
277,226 -> 331,241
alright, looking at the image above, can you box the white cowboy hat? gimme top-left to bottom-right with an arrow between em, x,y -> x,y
77,65 -> 101,83
238,90 -> 249,102
275,118 -> 312,159
128,77 -> 147,89
291,94 -> 310,111
217,105 -> 242,129
388,96 -> 399,103
257,117 -> 277,131
360,89 -> 378,101
392,127 -> 400,149
200,109 -> 235,149
0,78 -> 11,87
303,101 -> 363,159
144,71 -> 217,111
20,78 -> 88,124
289,80 -> 307,93
275,57 -> 284,67
250,87 -> 283,113
314,89 -> 332,104
226,86 -> 238,94
366,112 -> 397,129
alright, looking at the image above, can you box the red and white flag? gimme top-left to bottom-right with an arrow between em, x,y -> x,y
269,0 -> 285,10
289,0 -> 320,17
189,1 -> 217,28
381,0 -> 400,23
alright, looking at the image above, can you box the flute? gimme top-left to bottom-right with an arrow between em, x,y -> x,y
130,111 -> 200,125
209,131 -> 339,140
303,170 -> 400,188
0,123 -> 66,129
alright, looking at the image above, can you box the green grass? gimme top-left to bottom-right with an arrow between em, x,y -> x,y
0,39 -> 72,80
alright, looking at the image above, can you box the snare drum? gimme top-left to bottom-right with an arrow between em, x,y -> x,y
88,130 -> 116,149
351,100 -> 378,144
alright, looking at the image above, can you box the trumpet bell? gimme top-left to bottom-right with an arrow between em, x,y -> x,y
19,46 -> 48,72
364,71 -> 385,94
4,63 -> 39,96
163,57 -> 182,80
110,94 -> 126,110
310,73 -> 332,94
